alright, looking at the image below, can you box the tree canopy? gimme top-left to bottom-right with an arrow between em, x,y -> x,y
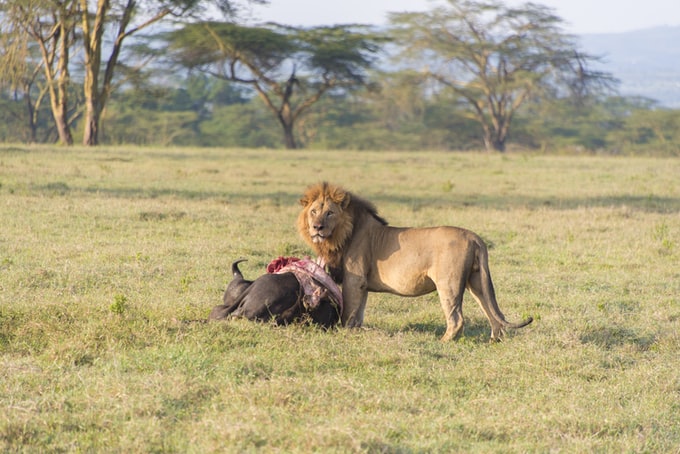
390,0 -> 617,152
164,22 -> 387,148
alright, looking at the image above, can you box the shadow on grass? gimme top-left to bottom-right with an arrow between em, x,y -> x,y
404,317 -> 498,343
580,325 -> 657,351
371,193 -> 680,214
28,181 -> 680,214
30,182 -> 300,206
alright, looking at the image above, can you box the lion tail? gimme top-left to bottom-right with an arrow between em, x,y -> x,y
476,242 -> 533,330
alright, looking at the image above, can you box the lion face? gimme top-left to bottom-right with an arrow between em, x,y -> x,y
305,198 -> 344,244
297,183 -> 353,260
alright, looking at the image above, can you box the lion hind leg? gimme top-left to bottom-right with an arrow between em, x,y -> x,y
437,284 -> 466,342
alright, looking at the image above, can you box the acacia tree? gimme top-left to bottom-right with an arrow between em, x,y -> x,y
77,0 -> 254,145
0,0 -> 262,146
390,0 -> 616,152
1,0 -> 81,144
0,15 -> 49,142
164,22 -> 385,149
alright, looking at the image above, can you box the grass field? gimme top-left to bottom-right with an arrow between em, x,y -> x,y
1,144 -> 679,452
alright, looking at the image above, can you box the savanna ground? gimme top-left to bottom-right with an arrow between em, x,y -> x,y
1,144 -> 679,452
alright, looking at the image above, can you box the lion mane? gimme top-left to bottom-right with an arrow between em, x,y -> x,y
297,182 -> 386,269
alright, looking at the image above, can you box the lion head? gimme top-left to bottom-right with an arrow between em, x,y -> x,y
297,182 -> 354,267
297,183 -> 388,270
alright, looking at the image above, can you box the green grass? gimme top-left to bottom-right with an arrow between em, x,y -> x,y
1,144 -> 679,452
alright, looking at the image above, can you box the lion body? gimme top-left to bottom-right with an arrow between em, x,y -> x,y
297,182 -> 532,341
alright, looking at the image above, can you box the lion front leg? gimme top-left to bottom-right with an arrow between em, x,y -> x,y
341,274 -> 368,327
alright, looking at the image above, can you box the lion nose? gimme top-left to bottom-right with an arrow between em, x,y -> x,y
313,223 -> 324,231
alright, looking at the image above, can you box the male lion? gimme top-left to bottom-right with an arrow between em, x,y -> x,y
297,182 -> 533,341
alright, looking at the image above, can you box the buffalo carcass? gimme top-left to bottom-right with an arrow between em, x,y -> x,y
209,259 -> 340,329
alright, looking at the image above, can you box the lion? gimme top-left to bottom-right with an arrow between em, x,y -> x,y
297,182 -> 533,341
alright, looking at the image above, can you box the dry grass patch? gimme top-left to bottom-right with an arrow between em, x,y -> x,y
1,145 -> 679,451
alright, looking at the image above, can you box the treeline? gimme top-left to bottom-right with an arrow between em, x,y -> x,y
81,83 -> 680,155
1,0 -> 678,155
3,74 -> 678,155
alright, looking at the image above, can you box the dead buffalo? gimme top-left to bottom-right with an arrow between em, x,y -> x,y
209,258 -> 341,329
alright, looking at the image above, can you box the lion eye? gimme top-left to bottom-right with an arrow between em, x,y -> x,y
326,211 -> 334,218
310,209 -> 317,216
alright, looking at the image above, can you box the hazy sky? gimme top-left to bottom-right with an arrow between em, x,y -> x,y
248,0 -> 680,34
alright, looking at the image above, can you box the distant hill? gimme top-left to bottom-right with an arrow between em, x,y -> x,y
579,26 -> 680,108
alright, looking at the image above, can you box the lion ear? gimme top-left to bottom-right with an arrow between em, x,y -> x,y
328,185 -> 350,208
341,192 -> 351,209
329,186 -> 350,209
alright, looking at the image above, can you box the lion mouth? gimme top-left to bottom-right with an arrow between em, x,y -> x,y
312,233 -> 326,243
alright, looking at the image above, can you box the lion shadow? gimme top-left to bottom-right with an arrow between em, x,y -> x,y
403,317 -> 499,343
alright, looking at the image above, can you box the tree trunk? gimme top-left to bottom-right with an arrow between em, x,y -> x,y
23,90 -> 38,143
52,18 -> 74,145
483,132 -> 506,152
482,119 -> 508,152
82,100 -> 99,146
80,0 -> 104,146
493,138 -> 506,152
279,94 -> 297,149
54,115 -> 74,145
282,121 -> 297,149
52,38 -> 73,145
